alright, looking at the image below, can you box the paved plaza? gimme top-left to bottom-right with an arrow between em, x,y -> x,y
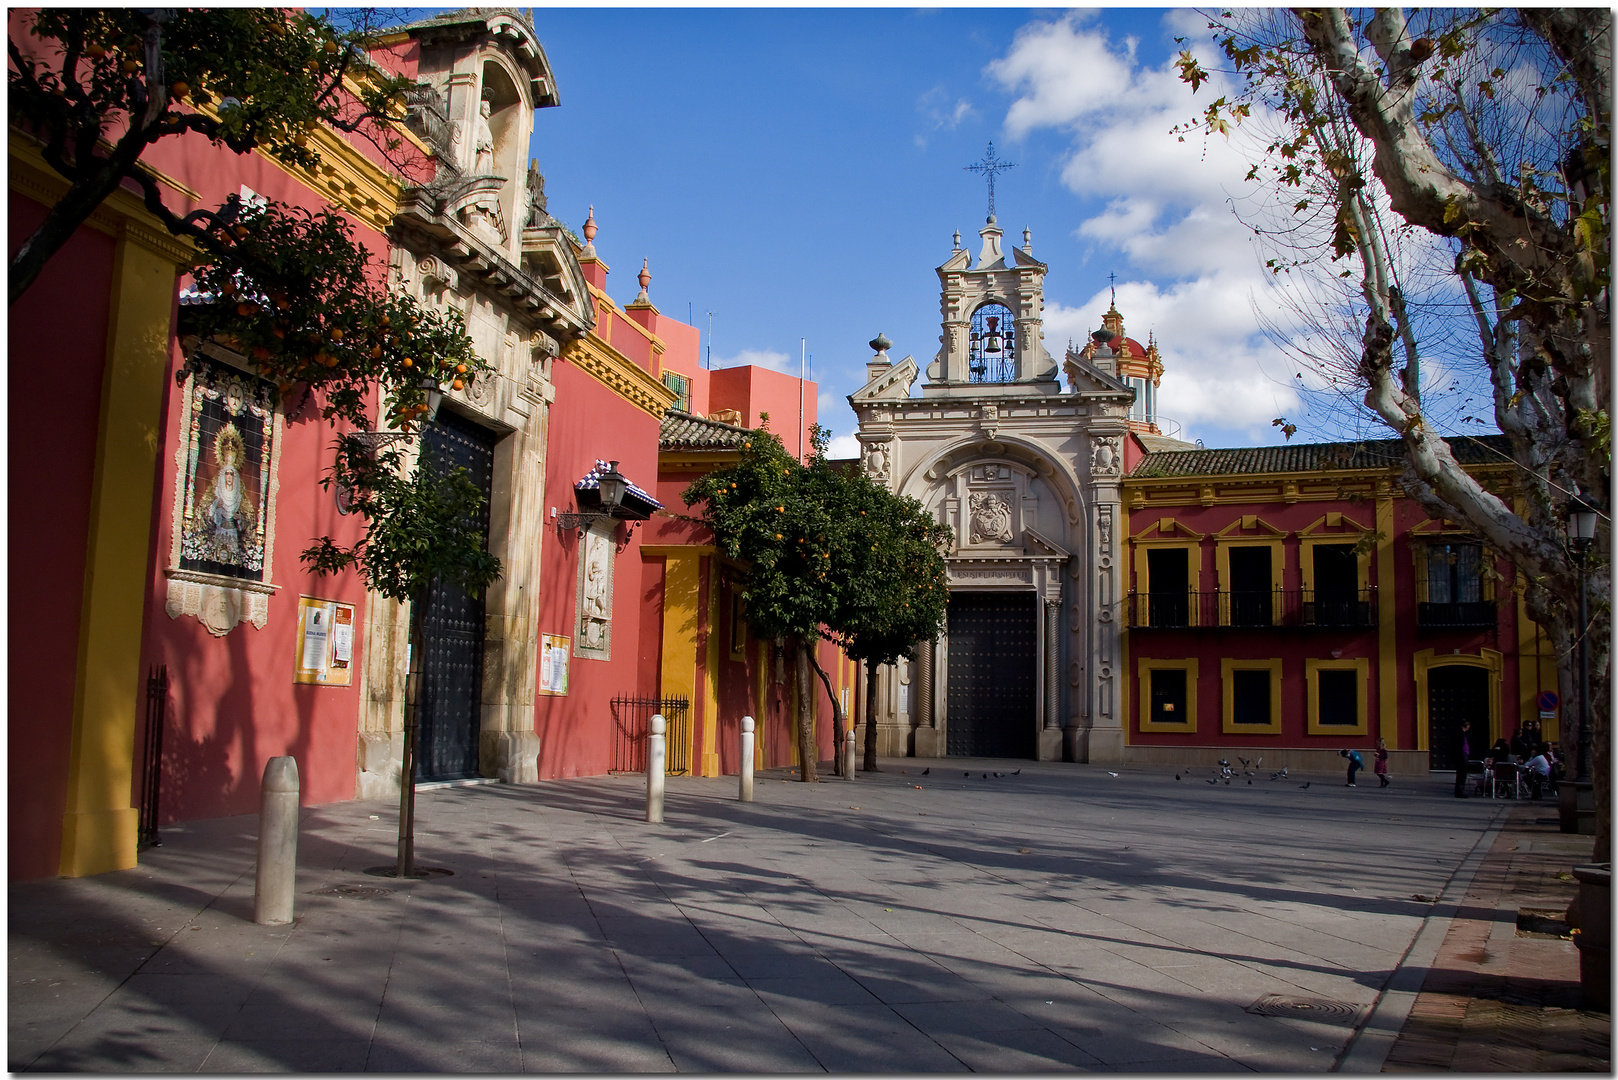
9,759 -> 1606,1072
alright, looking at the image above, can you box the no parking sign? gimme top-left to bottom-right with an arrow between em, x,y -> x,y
1538,690 -> 1559,719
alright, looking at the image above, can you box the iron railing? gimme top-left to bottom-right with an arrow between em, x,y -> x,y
611,695 -> 691,776
1125,589 -> 1378,630
1416,600 -> 1497,628
138,664 -> 168,850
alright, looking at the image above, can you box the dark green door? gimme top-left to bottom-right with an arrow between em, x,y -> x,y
945,592 -> 1037,758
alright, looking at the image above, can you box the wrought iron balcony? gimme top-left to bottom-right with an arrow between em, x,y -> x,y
1125,589 -> 1378,631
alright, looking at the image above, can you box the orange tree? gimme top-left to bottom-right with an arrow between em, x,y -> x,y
685,425 -> 949,781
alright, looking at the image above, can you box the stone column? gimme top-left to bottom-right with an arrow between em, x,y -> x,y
913,639 -> 942,757
1080,460 -> 1127,764
1038,596 -> 1064,761
1044,600 -> 1061,728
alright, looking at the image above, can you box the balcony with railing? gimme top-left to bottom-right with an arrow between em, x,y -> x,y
1125,589 -> 1378,631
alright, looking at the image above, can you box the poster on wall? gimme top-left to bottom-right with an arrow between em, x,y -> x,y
539,634 -> 570,695
294,596 -> 355,686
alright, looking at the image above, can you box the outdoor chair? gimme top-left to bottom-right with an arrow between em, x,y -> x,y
1489,760 -> 1523,799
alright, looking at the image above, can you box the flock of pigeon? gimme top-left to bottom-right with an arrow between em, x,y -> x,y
1173,757 -> 1312,789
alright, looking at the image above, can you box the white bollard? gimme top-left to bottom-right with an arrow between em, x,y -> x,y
254,756 -> 300,926
843,728 -> 856,780
739,716 -> 755,802
646,714 -> 666,824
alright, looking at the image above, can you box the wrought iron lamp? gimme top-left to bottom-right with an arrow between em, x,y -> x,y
351,378 -> 445,453
1567,497 -> 1598,784
557,460 -> 630,535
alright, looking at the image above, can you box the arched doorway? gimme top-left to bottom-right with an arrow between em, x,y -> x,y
1427,665 -> 1490,772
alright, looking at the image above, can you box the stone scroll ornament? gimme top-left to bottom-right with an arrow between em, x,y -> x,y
863,441 -> 891,482
1091,436 -> 1122,475
968,492 -> 1014,544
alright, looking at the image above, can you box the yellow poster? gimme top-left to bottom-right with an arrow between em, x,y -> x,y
295,596 -> 355,686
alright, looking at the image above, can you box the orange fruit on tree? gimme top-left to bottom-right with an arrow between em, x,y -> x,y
451,379 -> 464,391
84,43 -> 106,59
170,80 -> 189,99
455,363 -> 467,374
121,58 -> 139,73
371,345 -> 383,359
401,357 -> 413,368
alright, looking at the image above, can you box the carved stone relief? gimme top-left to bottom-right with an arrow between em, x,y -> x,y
1090,435 -> 1121,475
967,492 -> 1014,544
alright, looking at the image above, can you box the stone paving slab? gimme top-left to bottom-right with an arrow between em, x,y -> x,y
8,758 -> 1603,1071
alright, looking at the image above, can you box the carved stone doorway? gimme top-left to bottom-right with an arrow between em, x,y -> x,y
945,591 -> 1037,758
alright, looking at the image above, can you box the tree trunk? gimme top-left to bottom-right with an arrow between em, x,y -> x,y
395,596 -> 425,877
793,636 -> 818,782
862,658 -> 881,772
807,646 -> 846,778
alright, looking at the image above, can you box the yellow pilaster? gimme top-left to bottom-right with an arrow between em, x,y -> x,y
60,224 -> 182,876
657,550 -> 700,771
699,555 -> 722,777
1374,487 -> 1399,749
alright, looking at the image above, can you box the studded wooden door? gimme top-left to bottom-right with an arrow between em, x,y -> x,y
945,591 -> 1037,758
414,410 -> 495,782
1427,665 -> 1489,772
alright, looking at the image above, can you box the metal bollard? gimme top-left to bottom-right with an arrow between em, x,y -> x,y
843,728 -> 856,780
254,756 -> 300,926
739,716 -> 755,802
646,714 -> 666,824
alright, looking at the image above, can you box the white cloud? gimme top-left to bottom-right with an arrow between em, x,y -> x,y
825,433 -> 862,459
988,12 -> 1304,447
918,86 -> 976,132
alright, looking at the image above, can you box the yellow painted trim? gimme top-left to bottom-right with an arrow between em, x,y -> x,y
755,638 -> 770,767
1305,658 -> 1371,737
186,98 -> 404,234
1221,657 -> 1283,735
1130,527 -> 1201,628
587,283 -> 666,354
1121,625 -> 1132,745
641,544 -> 716,558
10,135 -> 195,265
1412,648 -> 1504,753
59,227 -> 179,876
1213,536 -> 1287,626
1122,461 -> 1513,509
659,449 -> 745,472
1298,512 -> 1374,592
659,551 -> 701,771
1374,488 -> 1398,748
1137,657 -> 1198,733
699,554 -> 722,778
1410,526 -> 1497,603
563,332 -> 679,419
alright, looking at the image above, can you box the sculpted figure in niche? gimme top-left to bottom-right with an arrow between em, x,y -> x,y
968,492 -> 1014,545
197,422 -> 254,565
472,98 -> 497,175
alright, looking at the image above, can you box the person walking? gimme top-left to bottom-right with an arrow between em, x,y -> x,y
1454,720 -> 1472,798
1373,737 -> 1390,788
1339,748 -> 1364,787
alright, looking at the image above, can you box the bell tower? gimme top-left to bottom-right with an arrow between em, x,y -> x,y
925,217 -> 1056,388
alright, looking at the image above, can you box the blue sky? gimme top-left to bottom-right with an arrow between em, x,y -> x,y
520,8 -> 1466,456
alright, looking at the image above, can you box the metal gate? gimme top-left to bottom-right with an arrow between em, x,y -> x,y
1427,665 -> 1489,772
611,696 -> 692,775
945,591 -> 1037,758
414,410 -> 495,782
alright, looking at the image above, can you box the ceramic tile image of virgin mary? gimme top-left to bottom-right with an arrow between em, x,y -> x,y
179,360 -> 272,579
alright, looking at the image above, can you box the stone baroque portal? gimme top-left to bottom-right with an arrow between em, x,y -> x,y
849,213 -> 1138,764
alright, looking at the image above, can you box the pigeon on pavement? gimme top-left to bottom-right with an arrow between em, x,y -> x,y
1012,769 -> 1021,775
1107,771 -> 1119,777
1299,782 -> 1311,789
921,768 -> 930,776
1175,773 -> 1182,781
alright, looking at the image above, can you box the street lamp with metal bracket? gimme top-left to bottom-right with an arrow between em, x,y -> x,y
1567,496 -> 1599,785
556,459 -> 629,535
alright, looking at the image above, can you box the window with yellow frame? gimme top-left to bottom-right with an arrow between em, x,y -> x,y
1306,657 -> 1370,736
1221,657 -> 1282,735
1138,657 -> 1198,732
